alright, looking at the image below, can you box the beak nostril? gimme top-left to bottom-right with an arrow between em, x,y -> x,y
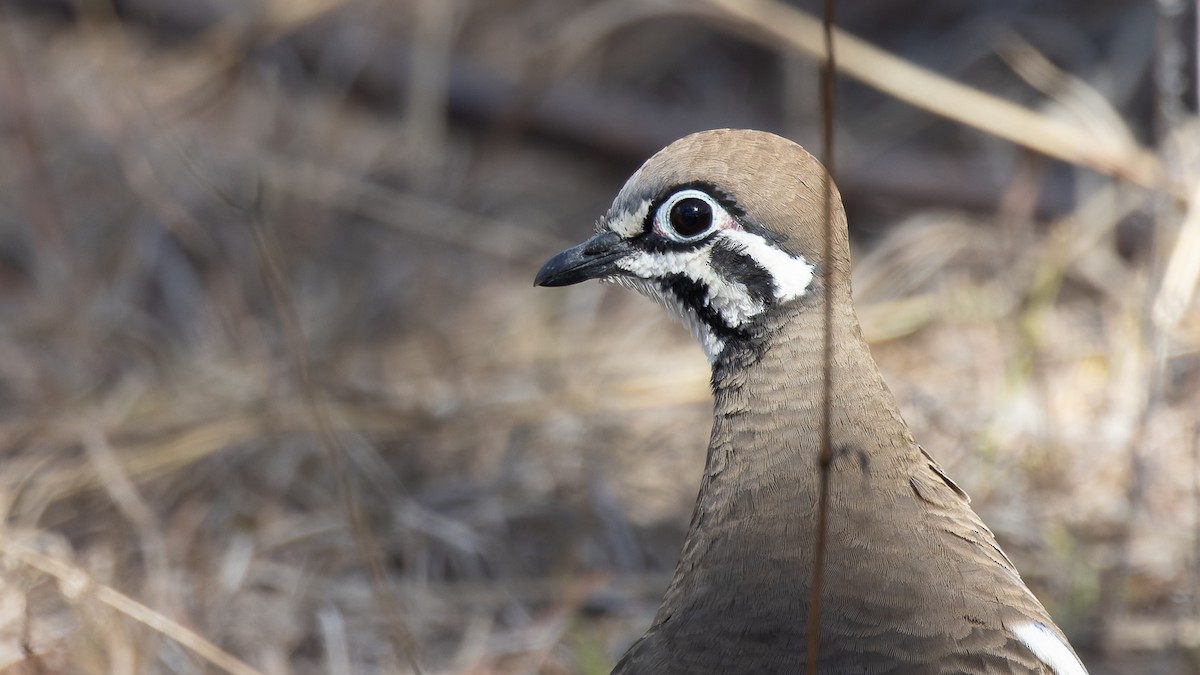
582,231 -> 620,257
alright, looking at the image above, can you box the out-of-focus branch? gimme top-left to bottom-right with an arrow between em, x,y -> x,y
697,0 -> 1169,195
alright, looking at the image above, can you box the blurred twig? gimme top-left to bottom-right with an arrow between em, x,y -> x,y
996,33 -> 1137,155
693,0 -> 1170,194
0,534 -> 262,675
245,186 -> 425,674
1153,173 -> 1200,330
403,0 -> 460,175
0,0 -> 1097,217
0,10 -> 67,278
81,424 -> 174,614
258,157 -> 569,264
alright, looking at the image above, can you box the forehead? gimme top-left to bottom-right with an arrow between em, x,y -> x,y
603,152 -> 661,234
607,149 -> 708,216
601,132 -> 773,240
605,178 -> 734,227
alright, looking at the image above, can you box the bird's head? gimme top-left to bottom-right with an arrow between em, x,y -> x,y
535,129 -> 849,362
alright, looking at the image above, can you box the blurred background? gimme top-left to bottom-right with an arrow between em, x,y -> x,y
0,0 -> 1197,673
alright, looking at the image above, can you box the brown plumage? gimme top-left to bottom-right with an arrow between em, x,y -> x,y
536,130 -> 1086,674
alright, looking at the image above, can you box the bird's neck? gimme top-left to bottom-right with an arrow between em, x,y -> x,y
655,292 -> 918,617
708,291 -> 916,491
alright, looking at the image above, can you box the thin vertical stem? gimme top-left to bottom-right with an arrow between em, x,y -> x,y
806,0 -> 836,672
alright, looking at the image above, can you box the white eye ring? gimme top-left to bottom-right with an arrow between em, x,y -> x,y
653,189 -> 729,242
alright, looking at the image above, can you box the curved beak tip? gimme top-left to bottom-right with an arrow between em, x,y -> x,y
533,261 -> 561,287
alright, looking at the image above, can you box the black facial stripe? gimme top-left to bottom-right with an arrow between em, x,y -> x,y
661,274 -> 745,343
710,240 -> 776,304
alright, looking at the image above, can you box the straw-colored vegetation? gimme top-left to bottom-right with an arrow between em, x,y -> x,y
0,1 -> 1196,673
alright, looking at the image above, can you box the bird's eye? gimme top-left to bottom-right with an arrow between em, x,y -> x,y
671,198 -> 711,237
656,189 -> 721,242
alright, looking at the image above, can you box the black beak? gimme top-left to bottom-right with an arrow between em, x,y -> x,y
534,231 -> 635,287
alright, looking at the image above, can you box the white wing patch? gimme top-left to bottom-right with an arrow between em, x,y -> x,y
1013,623 -> 1088,675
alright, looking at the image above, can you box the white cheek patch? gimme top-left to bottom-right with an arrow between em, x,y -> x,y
720,230 -> 815,303
616,248 -> 766,326
605,199 -> 651,238
613,248 -> 697,279
1012,623 -> 1088,675
614,246 -> 761,363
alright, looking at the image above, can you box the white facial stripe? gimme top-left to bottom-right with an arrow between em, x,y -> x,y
720,230 -> 814,302
615,247 -> 744,363
1012,623 -> 1088,675
614,248 -> 700,279
616,247 -> 765,326
606,199 -> 651,238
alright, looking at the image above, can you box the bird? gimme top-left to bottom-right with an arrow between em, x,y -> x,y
534,129 -> 1088,674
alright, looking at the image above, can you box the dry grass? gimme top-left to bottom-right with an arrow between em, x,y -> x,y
0,1 -> 1197,674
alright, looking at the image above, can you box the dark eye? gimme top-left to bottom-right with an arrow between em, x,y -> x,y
655,189 -> 722,242
669,198 -> 713,237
